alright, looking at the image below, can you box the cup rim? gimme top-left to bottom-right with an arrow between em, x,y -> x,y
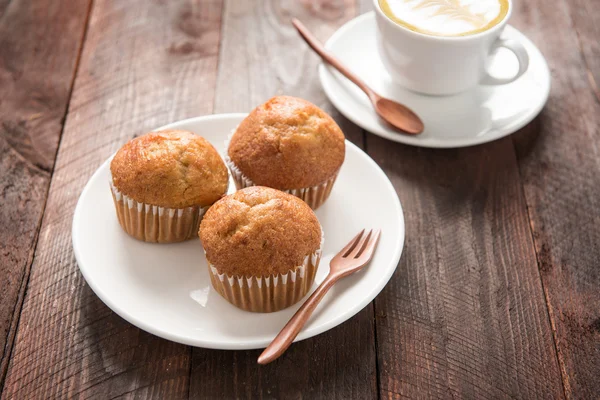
373,0 -> 512,42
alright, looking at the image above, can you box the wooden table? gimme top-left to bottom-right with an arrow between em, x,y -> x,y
1,1 -> 598,398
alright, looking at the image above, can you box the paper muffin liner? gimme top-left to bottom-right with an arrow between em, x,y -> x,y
109,180 -> 209,243
224,130 -> 339,210
207,230 -> 324,313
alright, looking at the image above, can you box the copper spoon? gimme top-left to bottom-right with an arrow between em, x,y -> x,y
292,18 -> 424,135
258,229 -> 382,365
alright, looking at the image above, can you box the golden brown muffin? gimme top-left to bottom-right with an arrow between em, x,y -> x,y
199,186 -> 323,312
228,96 -> 345,189
111,130 -> 228,209
199,186 -> 321,277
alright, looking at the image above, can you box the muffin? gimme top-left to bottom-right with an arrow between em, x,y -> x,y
226,96 -> 345,209
110,129 -> 228,243
199,186 -> 323,312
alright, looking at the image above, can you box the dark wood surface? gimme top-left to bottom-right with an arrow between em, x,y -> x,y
0,0 -> 92,389
511,1 -> 600,398
369,138 -> 564,399
1,0 -> 222,398
0,0 -> 598,399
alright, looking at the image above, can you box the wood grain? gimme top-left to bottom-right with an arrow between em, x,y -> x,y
368,138 -> 565,399
568,0 -> 600,103
0,0 -> 91,389
1,0 -> 223,398
511,0 -> 600,398
188,1 -> 376,399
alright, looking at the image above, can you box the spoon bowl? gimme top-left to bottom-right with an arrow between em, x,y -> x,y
372,96 -> 424,134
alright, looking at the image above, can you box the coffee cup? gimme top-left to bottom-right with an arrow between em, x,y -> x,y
374,0 -> 529,95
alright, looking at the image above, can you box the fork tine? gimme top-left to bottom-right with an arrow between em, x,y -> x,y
340,229 -> 365,258
355,229 -> 381,261
348,229 -> 373,259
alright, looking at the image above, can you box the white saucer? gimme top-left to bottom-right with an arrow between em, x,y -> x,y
319,12 -> 551,148
72,114 -> 405,350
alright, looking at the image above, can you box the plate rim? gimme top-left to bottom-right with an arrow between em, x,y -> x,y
72,113 -> 405,349
319,12 -> 551,148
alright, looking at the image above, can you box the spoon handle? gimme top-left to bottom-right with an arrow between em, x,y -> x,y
257,273 -> 339,365
292,18 -> 373,98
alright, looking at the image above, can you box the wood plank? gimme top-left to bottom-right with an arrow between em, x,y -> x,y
1,1 -> 223,398
0,0 -> 92,389
568,0 -> 600,103
369,138 -> 565,399
511,0 -> 600,398
189,1 -> 376,398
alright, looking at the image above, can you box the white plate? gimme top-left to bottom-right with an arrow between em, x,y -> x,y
319,12 -> 551,148
73,113 -> 404,349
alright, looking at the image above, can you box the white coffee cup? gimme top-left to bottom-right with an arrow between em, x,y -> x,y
373,0 -> 529,95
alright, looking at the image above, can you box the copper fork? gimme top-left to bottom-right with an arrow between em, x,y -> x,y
257,229 -> 382,365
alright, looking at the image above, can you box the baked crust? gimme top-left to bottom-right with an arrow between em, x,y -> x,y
199,186 -> 322,276
228,96 -> 345,189
110,130 -> 228,208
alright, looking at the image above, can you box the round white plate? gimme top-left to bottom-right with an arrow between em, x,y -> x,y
319,12 -> 551,148
73,113 -> 404,350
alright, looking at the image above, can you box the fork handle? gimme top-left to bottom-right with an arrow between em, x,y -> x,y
257,273 -> 339,365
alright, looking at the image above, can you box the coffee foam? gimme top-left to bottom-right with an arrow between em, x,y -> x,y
380,0 -> 507,36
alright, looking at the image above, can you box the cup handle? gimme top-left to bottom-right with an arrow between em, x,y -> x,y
481,36 -> 530,85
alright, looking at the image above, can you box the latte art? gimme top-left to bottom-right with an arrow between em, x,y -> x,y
379,0 -> 509,37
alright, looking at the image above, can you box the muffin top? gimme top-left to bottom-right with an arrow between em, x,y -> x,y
199,186 -> 322,277
110,130 -> 228,208
228,96 -> 345,189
